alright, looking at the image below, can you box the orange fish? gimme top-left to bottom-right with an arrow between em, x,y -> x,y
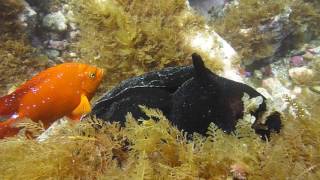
0,63 -> 104,138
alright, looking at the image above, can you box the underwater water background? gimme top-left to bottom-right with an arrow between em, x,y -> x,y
0,0 -> 320,179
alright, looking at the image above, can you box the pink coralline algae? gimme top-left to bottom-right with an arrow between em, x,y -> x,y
290,56 -> 304,67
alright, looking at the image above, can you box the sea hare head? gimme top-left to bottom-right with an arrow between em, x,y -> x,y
170,53 -> 282,138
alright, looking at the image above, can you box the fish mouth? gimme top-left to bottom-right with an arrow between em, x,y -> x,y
97,68 -> 104,78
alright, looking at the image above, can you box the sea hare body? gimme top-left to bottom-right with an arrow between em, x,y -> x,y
90,54 -> 281,137
91,65 -> 193,121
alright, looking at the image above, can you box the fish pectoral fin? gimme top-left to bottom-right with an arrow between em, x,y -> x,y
71,94 -> 92,116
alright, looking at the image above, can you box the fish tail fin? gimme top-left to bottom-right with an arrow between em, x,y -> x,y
0,118 -> 20,139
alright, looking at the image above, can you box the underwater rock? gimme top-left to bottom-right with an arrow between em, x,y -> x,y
290,56 -> 305,67
312,47 -> 320,55
1,0 -> 37,36
187,28 -> 241,82
23,0 -> 79,62
42,11 -> 67,32
26,0 -> 58,13
18,0 -> 37,33
258,7 -> 292,50
45,49 -> 60,59
261,78 -> 291,111
245,7 -> 293,70
68,30 -> 80,40
37,118 -> 69,142
307,46 -> 320,57
303,51 -> 316,61
310,86 -> 320,94
188,0 -> 226,19
45,39 -> 68,50
289,67 -> 314,85
90,54 -> 281,137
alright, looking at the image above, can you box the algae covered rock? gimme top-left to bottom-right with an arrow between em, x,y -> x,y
0,0 -> 49,95
289,67 -> 315,85
45,49 -> 60,59
211,0 -> 320,69
188,0 -> 226,19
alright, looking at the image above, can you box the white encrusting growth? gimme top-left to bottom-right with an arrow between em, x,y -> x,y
37,119 -> 69,142
187,26 -> 243,83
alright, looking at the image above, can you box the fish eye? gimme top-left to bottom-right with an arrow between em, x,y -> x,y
88,72 -> 96,79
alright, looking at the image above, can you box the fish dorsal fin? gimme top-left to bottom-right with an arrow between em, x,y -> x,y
192,53 -> 219,85
71,94 -> 91,117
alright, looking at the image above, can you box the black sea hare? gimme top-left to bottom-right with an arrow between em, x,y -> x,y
90,53 -> 281,137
